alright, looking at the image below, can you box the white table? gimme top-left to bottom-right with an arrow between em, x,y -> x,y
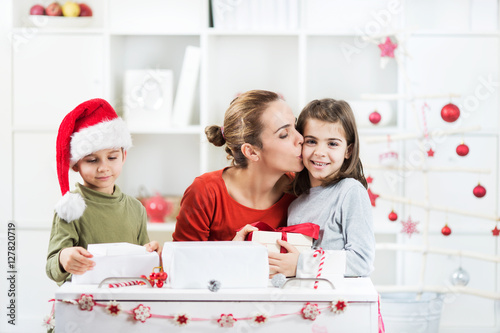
54,277 -> 378,332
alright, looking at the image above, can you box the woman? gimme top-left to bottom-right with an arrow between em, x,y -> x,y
172,90 -> 304,243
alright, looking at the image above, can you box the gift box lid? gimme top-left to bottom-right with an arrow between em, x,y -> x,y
251,230 -> 312,246
87,242 -> 149,256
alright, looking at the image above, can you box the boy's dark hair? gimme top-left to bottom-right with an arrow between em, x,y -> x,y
292,98 -> 367,196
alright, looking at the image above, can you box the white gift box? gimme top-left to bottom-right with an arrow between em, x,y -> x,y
250,230 -> 312,253
162,241 -> 269,289
296,250 -> 346,288
72,243 -> 159,285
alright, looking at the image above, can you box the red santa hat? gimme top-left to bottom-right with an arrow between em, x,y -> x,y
55,98 -> 132,222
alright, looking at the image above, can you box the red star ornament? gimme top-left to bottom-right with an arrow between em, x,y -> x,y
492,226 -> 500,236
366,175 -> 373,184
401,216 -> 419,237
106,301 -> 121,316
427,148 -> 435,157
331,299 -> 348,314
253,313 -> 268,324
378,37 -> 398,58
367,188 -> 379,207
174,313 -> 190,326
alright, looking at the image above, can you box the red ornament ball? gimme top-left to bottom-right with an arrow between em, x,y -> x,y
473,184 -> 486,198
388,210 -> 398,222
441,103 -> 460,123
456,143 -> 469,156
441,224 -> 451,236
369,111 -> 382,124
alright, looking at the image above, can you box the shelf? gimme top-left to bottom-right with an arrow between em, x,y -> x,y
130,126 -> 202,135
207,29 -> 300,36
12,27 -> 104,34
147,222 -> 176,232
410,30 -> 500,37
110,31 -> 203,36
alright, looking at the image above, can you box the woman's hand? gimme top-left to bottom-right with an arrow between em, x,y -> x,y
233,224 -> 258,241
268,239 -> 300,278
59,247 -> 95,275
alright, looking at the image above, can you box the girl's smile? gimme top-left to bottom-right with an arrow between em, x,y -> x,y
302,119 -> 351,188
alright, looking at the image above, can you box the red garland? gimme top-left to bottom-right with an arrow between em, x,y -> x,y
301,302 -> 321,320
49,294 -> 350,327
331,299 -> 348,314
132,304 -> 152,323
77,294 -> 95,311
217,314 -> 237,327
48,294 -> 349,327
174,313 -> 190,326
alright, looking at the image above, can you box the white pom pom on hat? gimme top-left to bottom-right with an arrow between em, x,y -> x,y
55,98 -> 132,222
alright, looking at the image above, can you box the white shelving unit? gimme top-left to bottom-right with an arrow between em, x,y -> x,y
1,0 -> 499,331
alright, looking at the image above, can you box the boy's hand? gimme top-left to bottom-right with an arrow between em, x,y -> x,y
268,240 -> 299,278
59,247 -> 95,275
144,241 -> 161,255
233,224 -> 258,241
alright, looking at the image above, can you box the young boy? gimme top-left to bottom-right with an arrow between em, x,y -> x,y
46,98 -> 159,284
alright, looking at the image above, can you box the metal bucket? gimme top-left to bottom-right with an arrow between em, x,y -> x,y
380,292 -> 443,333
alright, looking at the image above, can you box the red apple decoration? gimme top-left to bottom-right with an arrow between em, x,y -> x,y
30,4 -> 45,15
441,103 -> 460,123
441,224 -> 451,236
388,210 -> 398,222
456,142 -> 469,156
46,2 -> 63,16
473,183 -> 486,198
369,110 -> 382,124
79,3 -> 93,16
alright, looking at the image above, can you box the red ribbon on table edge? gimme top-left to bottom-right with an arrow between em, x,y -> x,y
241,221 -> 320,253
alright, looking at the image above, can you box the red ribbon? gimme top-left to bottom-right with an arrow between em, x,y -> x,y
244,222 -> 320,253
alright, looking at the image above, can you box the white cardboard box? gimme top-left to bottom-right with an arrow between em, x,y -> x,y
72,243 -> 159,284
249,230 -> 313,253
162,241 -> 269,289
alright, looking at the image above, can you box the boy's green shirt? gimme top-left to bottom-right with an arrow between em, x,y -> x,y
46,183 -> 150,285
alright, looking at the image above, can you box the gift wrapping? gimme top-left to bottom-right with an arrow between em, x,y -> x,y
162,241 -> 269,289
250,230 -> 313,253
245,221 -> 320,253
72,242 -> 160,284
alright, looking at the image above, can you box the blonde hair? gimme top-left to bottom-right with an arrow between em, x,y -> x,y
205,90 -> 281,168
292,98 -> 367,196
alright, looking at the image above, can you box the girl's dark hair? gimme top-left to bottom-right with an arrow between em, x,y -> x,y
205,90 -> 281,168
292,98 -> 367,196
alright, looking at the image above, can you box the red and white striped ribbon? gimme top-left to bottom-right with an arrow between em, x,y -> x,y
421,102 -> 430,141
108,280 -> 146,288
313,248 -> 325,289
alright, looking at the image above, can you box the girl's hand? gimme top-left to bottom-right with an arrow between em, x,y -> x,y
59,247 -> 95,275
233,224 -> 258,241
268,239 -> 300,278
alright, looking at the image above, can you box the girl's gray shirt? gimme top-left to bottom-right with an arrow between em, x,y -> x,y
288,177 -> 375,277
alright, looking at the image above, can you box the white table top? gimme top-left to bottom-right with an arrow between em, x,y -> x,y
55,277 -> 378,302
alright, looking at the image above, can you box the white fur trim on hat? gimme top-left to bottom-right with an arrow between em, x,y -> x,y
55,192 -> 87,223
70,117 -> 132,166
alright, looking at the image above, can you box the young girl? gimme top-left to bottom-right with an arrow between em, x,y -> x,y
270,98 -> 375,277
